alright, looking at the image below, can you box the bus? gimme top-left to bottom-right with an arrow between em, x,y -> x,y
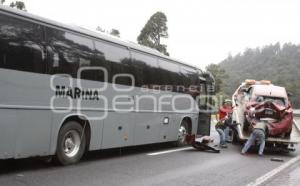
0,6 -> 214,165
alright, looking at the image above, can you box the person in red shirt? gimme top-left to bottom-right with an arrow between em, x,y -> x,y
218,99 -> 233,120
216,99 -> 233,148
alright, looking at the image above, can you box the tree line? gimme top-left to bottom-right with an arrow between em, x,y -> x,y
206,42 -> 300,108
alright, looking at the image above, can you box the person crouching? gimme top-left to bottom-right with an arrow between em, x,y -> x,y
241,121 -> 267,156
215,117 -> 229,148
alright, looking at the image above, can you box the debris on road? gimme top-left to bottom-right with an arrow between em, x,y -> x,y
271,158 -> 284,162
186,135 -> 220,153
192,141 -> 220,153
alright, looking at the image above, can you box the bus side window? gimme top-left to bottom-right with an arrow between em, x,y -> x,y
158,59 -> 182,91
45,28 -> 94,79
0,13 -> 45,74
180,66 -> 199,87
95,41 -> 132,86
93,41 -> 110,82
130,50 -> 159,87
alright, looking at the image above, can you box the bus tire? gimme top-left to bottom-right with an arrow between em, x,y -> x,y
55,121 -> 86,165
176,120 -> 189,146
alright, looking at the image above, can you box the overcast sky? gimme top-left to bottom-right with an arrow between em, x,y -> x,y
9,0 -> 300,69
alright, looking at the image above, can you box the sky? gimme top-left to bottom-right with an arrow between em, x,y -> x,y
5,0 -> 300,69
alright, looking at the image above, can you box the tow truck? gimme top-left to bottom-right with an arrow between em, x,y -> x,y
231,79 -> 300,151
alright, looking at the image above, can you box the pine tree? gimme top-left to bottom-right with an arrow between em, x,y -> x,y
137,11 -> 169,56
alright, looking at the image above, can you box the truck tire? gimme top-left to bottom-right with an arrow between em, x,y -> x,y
55,121 -> 86,165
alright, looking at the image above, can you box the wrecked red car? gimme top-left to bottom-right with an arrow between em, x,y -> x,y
231,80 -> 300,150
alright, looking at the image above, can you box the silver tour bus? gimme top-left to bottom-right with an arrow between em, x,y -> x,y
0,6 -> 214,165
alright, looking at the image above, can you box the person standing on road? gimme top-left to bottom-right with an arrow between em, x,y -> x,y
241,121 -> 267,156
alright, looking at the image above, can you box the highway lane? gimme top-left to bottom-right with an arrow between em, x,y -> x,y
263,159 -> 300,186
0,123 -> 299,186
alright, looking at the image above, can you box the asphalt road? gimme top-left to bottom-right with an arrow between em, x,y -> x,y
0,120 -> 299,186
263,159 -> 300,186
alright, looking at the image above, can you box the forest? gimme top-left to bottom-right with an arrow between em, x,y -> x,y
217,42 -> 300,108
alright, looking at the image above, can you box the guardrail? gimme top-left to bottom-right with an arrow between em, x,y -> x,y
293,109 -> 300,117
294,110 -> 300,117
294,111 -> 300,132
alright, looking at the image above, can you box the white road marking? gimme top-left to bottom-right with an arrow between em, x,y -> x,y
246,155 -> 300,186
147,147 -> 193,156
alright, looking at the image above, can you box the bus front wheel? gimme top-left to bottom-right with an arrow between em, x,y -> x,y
55,121 -> 86,165
176,120 -> 189,146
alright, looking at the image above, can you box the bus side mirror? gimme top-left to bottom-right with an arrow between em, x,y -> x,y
287,92 -> 293,97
